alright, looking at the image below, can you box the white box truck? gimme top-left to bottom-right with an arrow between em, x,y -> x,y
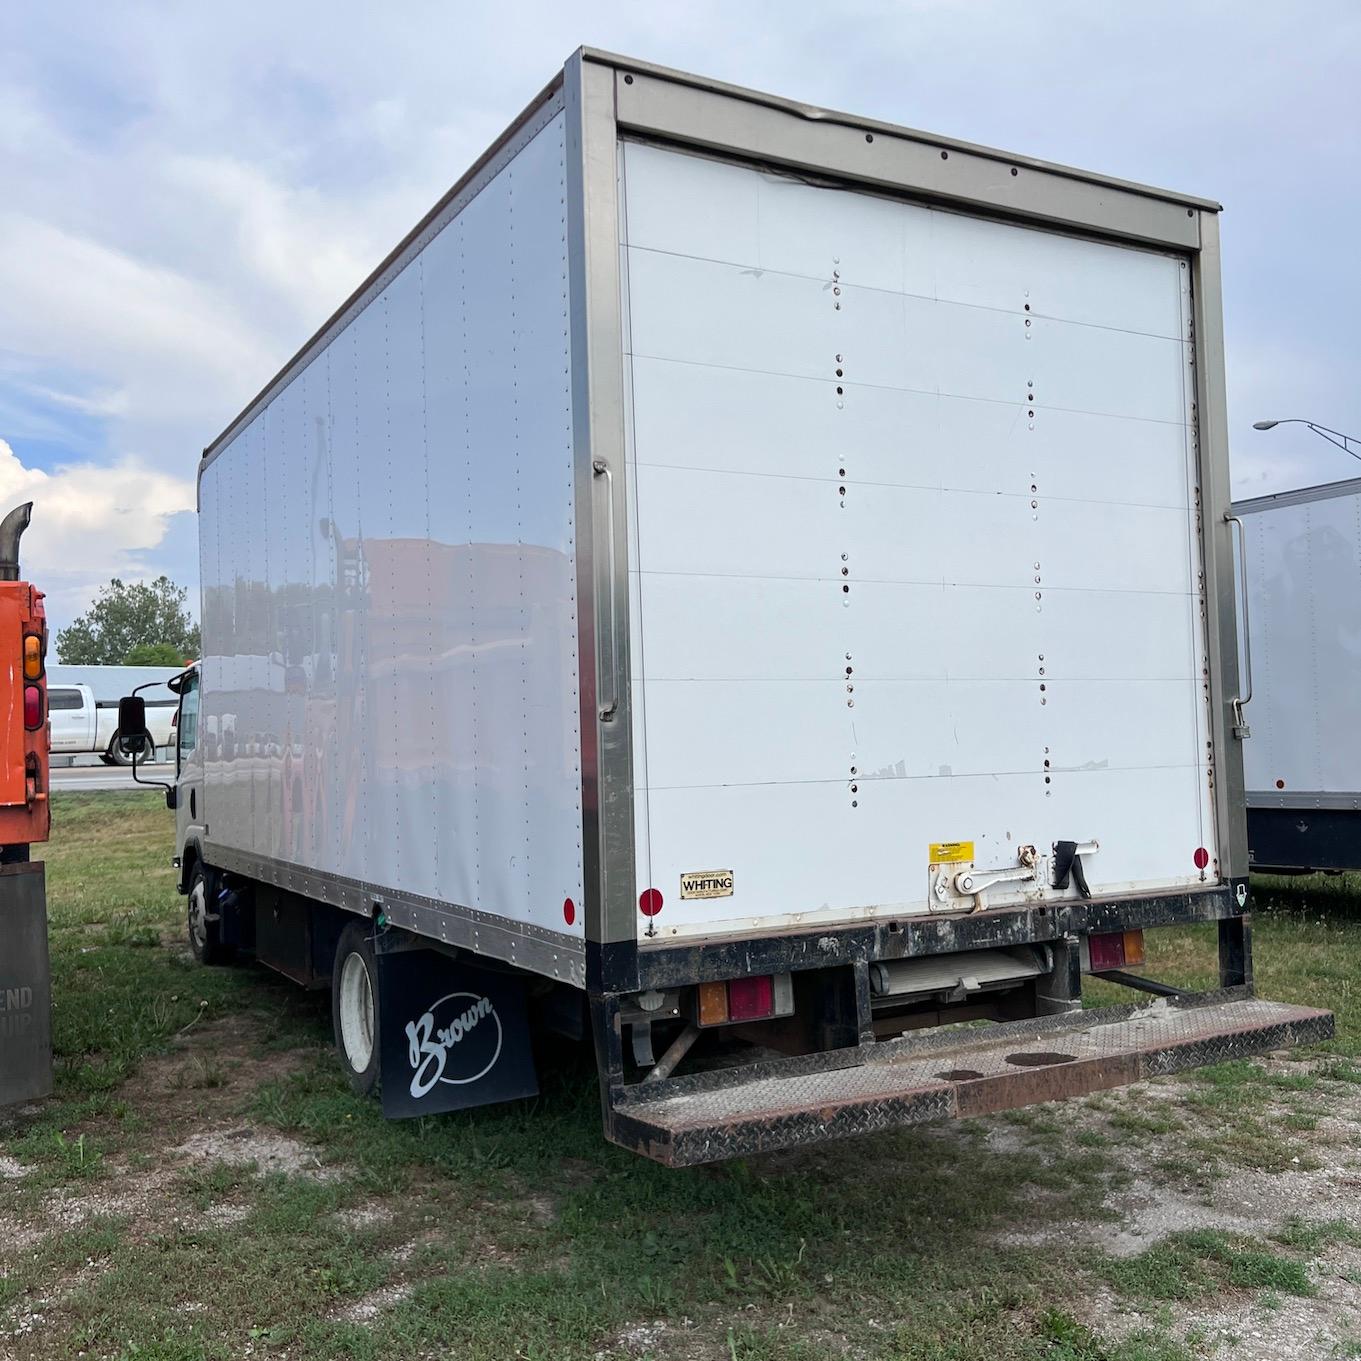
142,50 -> 1329,1164
1234,476 -> 1361,872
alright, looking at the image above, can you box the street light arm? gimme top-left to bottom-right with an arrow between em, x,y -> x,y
1304,423 -> 1361,463
1252,418 -> 1361,464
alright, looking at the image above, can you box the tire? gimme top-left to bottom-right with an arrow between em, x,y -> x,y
332,922 -> 380,1096
108,731 -> 157,767
187,863 -> 230,965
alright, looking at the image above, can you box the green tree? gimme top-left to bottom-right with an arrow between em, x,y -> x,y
56,577 -> 201,666
124,642 -> 195,667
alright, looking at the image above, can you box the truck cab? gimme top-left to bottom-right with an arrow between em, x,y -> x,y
167,665 -> 212,959
47,684 -> 96,756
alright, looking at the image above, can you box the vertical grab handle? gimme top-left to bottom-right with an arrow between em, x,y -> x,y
593,459 -> 619,722
1224,512 -> 1253,738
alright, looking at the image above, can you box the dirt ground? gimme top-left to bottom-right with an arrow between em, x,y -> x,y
4,1007 -> 1360,1360
9,796 -> 1361,1359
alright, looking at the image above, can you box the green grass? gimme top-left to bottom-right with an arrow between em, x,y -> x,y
43,793 -> 310,1095
1102,1229 -> 1315,1303
4,793 -> 1361,1359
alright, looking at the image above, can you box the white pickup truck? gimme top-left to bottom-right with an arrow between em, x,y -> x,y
48,682 -> 177,765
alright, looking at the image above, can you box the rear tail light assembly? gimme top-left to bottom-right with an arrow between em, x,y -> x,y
694,973 -> 794,1027
23,682 -> 42,730
22,632 -> 42,680
1086,929 -> 1146,973
22,626 -> 45,729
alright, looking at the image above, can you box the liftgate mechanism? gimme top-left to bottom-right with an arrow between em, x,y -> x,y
932,840 -> 1099,913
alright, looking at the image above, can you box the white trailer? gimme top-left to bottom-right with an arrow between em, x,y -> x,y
150,51 -> 1328,1164
1234,476 -> 1361,871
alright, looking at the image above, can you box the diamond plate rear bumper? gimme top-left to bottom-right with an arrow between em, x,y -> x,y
607,996 -> 1333,1166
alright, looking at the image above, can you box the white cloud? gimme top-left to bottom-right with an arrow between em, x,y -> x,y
0,438 -> 195,624
0,212 -> 276,458
162,152 -> 378,326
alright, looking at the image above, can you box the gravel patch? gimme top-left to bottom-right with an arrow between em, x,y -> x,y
995,1059 -> 1361,1258
334,1283 -> 412,1324
335,1202 -> 395,1231
1080,1245 -> 1361,1358
175,1127 -> 334,1179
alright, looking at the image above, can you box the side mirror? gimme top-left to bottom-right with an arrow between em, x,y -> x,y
165,786 -> 178,811
117,696 -> 154,758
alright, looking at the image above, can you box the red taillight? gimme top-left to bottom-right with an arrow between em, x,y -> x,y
1088,932 -> 1124,972
1193,846 -> 1210,870
23,683 -> 42,729
693,974 -> 793,1027
1089,930 -> 1145,972
727,975 -> 775,1022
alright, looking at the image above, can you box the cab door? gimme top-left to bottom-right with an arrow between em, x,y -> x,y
174,669 -> 204,849
47,686 -> 94,753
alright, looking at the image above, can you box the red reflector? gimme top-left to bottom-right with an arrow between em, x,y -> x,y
563,897 -> 576,926
639,888 -> 663,917
1088,932 -> 1126,972
23,684 -> 41,729
1193,846 -> 1210,870
727,974 -> 775,1021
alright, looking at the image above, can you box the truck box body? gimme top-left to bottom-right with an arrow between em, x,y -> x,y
180,51 -> 1329,1162
1235,477 -> 1361,871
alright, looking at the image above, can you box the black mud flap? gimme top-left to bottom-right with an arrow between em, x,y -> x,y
376,948 -> 538,1119
0,862 -> 52,1107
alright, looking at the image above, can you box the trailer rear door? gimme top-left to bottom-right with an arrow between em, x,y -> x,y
620,142 -> 1217,942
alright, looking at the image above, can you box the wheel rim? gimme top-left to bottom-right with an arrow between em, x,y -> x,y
338,951 -> 375,1073
188,880 -> 208,952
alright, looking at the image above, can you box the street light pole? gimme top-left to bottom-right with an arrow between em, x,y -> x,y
1252,418 -> 1361,463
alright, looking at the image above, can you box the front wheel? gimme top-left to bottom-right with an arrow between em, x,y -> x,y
332,922 -> 380,1096
187,863 -> 231,965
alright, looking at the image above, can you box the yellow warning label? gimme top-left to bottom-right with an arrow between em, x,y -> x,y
929,841 -> 975,864
680,869 -> 735,900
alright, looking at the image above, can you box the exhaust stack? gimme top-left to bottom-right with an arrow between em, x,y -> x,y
0,502 -> 32,582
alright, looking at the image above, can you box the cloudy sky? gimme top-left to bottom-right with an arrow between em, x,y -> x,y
2,1 -> 1357,630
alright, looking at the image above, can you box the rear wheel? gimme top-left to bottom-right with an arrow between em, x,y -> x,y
108,731 -> 157,766
187,863 -> 230,965
332,922 -> 380,1095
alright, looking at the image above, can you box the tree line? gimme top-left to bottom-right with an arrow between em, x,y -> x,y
56,576 -> 199,667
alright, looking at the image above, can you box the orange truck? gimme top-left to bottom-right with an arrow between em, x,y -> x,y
0,501 -> 52,1106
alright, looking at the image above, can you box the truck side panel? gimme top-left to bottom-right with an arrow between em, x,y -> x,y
199,110 -> 585,946
1239,479 -> 1361,805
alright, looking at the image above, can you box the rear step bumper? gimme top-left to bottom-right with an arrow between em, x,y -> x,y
608,995 -> 1333,1167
